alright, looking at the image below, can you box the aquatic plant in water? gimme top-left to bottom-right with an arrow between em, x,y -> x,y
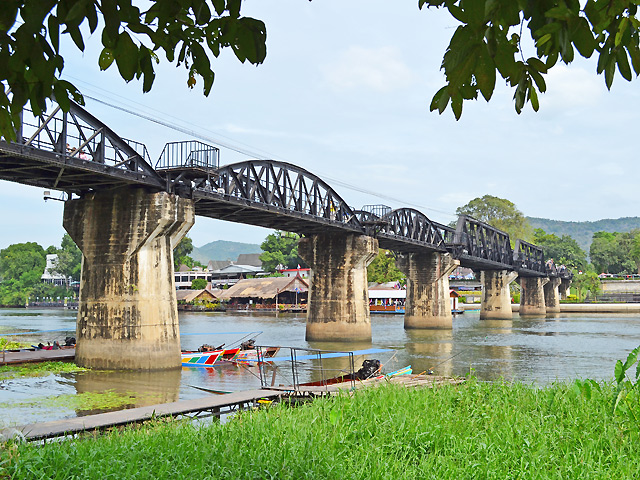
0,361 -> 87,381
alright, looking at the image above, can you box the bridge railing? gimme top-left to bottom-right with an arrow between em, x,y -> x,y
156,140 -> 220,171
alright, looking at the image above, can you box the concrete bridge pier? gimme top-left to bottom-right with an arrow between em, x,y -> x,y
560,278 -> 572,300
519,277 -> 549,316
64,187 -> 194,370
298,233 -> 378,342
480,270 -> 518,320
544,277 -> 562,313
396,252 -> 459,329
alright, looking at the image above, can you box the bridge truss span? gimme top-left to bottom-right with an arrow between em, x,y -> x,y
450,215 -> 515,270
376,208 -> 451,253
191,160 -> 364,235
0,100 -> 164,193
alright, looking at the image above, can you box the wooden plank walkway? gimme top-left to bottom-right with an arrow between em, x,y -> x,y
2,389 -> 283,441
0,374 -> 465,442
1,348 -> 75,366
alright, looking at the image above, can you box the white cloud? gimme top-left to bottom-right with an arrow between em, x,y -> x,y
542,64 -> 604,109
321,46 -> 416,93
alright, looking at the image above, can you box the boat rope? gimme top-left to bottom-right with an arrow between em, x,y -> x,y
427,350 -> 465,373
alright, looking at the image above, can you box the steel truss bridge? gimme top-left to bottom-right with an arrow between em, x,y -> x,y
0,100 -> 569,279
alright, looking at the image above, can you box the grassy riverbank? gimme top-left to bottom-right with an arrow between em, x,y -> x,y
2,378 -> 639,479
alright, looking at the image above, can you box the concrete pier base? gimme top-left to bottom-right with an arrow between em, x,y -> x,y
298,234 -> 378,342
560,278 -> 572,300
64,187 -> 194,370
544,277 -> 562,313
519,277 -> 549,316
396,252 -> 459,329
480,270 -> 518,320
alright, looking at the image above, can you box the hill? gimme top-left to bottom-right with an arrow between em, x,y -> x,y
191,240 -> 262,264
527,216 -> 640,252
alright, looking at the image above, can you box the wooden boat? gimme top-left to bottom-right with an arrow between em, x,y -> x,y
181,346 -> 280,367
231,346 -> 281,364
301,360 -> 412,387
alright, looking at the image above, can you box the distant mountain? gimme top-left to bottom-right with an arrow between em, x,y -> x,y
527,216 -> 640,252
192,240 -> 262,264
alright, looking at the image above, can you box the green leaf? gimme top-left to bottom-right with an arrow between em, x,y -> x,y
451,91 -> 463,120
597,48 -> 610,74
211,0 -> 225,15
68,25 -> 85,51
114,32 -> 139,81
53,81 -> 71,112
545,6 -> 575,20
612,387 -> 626,414
528,84 -> 539,112
537,33 -> 552,46
48,15 -> 60,53
64,0 -> 88,24
527,57 -> 548,73
462,0 -> 486,28
571,18 -> 596,58
615,359 -> 625,383
605,54 -> 616,89
616,17 -> 629,47
98,48 -> 115,70
623,346 -> 640,372
475,44 -> 495,101
616,48 -> 632,81
430,86 -> 450,114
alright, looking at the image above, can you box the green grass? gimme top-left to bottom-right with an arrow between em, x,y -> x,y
0,361 -> 86,381
2,379 -> 639,479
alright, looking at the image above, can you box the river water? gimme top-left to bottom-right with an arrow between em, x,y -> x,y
2,308 -> 640,427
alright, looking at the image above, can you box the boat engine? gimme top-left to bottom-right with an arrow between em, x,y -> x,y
355,359 -> 381,380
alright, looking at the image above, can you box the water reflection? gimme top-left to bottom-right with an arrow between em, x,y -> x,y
73,368 -> 182,416
3,308 -> 640,426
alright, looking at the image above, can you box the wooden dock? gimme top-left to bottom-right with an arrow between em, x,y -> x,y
1,348 -> 75,366
0,373 -> 464,442
1,388 -> 284,441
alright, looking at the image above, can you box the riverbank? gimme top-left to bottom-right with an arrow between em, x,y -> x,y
2,379 -> 638,478
460,303 -> 640,313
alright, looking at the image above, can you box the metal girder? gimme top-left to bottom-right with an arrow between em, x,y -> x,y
191,160 -> 364,235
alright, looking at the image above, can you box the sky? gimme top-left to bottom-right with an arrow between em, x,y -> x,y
2,0 -> 640,250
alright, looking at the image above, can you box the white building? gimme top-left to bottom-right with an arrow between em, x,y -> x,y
41,254 -> 68,286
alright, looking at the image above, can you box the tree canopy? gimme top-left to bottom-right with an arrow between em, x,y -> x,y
1,0 -> 266,140
173,236 -> 202,269
532,228 -> 587,271
52,233 -> 82,282
590,230 -> 639,274
422,0 -> 640,119
0,239 -> 74,306
259,231 -> 305,273
456,194 -> 533,243
367,250 -> 405,285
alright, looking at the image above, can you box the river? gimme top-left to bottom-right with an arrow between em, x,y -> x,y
2,308 -> 640,427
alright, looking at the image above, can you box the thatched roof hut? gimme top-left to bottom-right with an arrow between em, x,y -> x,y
219,276 -> 308,303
